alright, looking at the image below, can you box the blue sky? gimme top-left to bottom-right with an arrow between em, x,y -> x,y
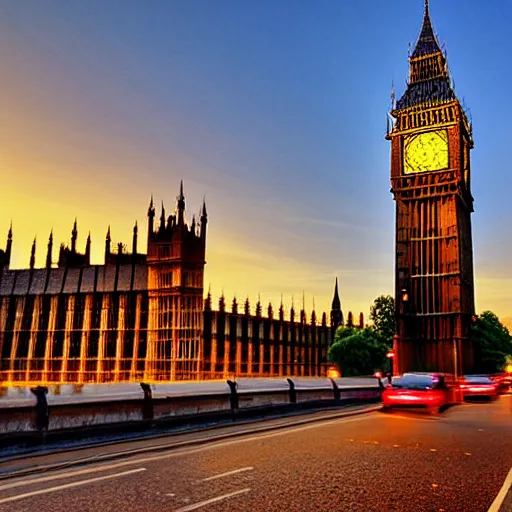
0,0 -> 511,319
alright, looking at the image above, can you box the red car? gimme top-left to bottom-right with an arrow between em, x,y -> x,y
382,373 -> 459,414
460,375 -> 498,400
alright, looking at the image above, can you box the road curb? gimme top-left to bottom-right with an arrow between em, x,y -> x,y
0,403 -> 382,480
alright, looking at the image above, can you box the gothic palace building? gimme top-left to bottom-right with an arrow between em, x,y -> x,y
0,183 -> 356,384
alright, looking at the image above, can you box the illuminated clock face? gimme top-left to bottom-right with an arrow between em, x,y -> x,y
403,130 -> 449,174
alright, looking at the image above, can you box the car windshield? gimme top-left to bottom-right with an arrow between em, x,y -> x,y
464,376 -> 493,385
392,375 -> 438,390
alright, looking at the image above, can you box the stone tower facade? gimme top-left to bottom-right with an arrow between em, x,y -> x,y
386,0 -> 475,375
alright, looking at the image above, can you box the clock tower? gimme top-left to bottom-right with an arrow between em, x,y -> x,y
386,1 -> 475,376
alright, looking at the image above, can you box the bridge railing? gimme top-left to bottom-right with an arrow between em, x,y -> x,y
0,377 -> 382,443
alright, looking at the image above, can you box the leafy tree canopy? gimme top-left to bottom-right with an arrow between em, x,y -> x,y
369,295 -> 395,344
328,328 -> 389,377
472,311 -> 512,374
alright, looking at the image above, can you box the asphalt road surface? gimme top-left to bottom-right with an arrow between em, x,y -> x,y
0,396 -> 511,512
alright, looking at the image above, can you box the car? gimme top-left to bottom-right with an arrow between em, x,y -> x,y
489,373 -> 512,394
460,375 -> 499,400
382,372 -> 460,414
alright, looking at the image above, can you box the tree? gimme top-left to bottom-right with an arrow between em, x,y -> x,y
328,328 -> 389,377
369,295 -> 395,344
471,311 -> 512,374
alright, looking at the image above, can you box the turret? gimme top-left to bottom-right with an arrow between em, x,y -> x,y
218,293 -> 226,313
177,180 -> 185,226
85,232 -> 91,264
132,221 -> 138,256
200,197 -> 207,240
30,238 -> 36,269
204,287 -> 212,311
46,230 -> 53,268
105,226 -> 111,260
71,218 -> 78,253
4,223 -> 13,268
255,295 -> 262,317
147,195 -> 155,241
159,202 -> 166,232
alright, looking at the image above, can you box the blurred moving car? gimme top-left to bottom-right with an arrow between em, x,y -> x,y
382,372 -> 460,414
460,375 -> 499,400
489,373 -> 512,394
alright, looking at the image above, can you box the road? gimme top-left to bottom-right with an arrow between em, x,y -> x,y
0,396 -> 511,512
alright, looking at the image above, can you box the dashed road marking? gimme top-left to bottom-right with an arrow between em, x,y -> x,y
174,488 -> 251,512
200,467 -> 254,482
0,468 -> 146,505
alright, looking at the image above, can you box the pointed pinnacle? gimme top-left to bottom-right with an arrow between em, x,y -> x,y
179,179 -> 184,198
8,222 -> 12,239
49,229 -> 53,242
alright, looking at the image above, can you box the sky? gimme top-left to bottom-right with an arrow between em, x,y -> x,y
0,0 -> 511,321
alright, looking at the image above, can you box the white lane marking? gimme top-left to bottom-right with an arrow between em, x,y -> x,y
0,467 -> 146,505
487,466 -> 512,512
0,461 -> 141,492
200,466 -> 254,482
174,488 -> 251,512
3,415 -> 374,488
3,414 -> 374,484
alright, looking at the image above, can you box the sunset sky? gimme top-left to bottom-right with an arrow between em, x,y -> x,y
1,0 -> 511,321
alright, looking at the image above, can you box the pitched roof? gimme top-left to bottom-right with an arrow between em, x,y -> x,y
411,1 -> 442,58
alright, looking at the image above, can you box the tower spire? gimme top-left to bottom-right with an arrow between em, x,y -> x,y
5,223 -> 12,267
411,0 -> 441,58
147,194 -> 155,239
46,229 -> 53,268
177,180 -> 185,226
200,196 -> 207,239
132,221 -> 138,255
85,232 -> 91,264
71,218 -> 78,253
30,238 -> 36,269
160,201 -> 166,231
330,277 -> 344,332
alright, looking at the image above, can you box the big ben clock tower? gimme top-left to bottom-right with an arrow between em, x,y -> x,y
386,0 -> 475,376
